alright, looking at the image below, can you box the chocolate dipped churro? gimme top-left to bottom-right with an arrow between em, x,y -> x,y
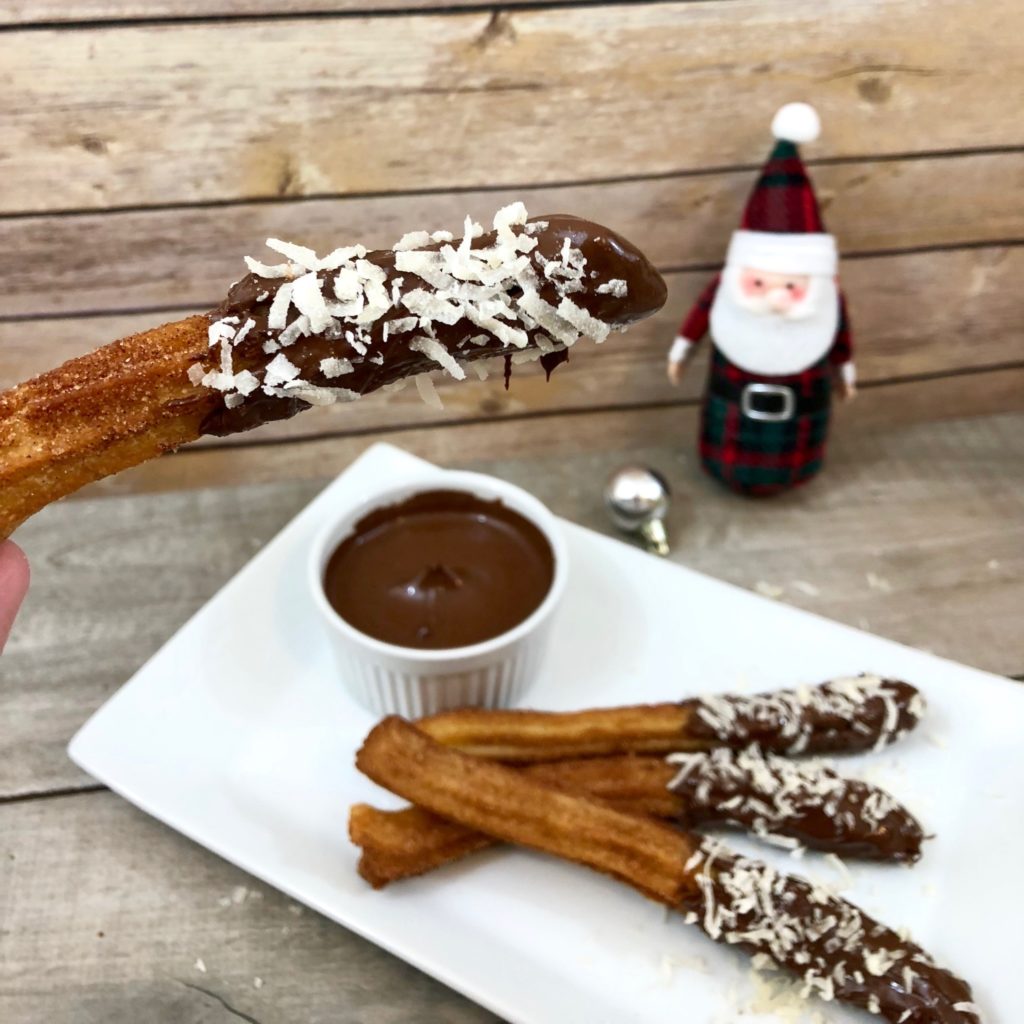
351,748 -> 923,887
355,717 -> 979,1024
664,744 -> 923,859
0,205 -> 667,538
416,675 -> 925,761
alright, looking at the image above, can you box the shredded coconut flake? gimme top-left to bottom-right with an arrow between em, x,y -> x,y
596,278 -> 628,298
279,382 -> 360,405
394,230 -> 432,252
264,353 -> 301,386
387,316 -> 419,336
232,318 -> 255,347
291,272 -> 334,333
556,296 -> 611,343
408,337 -> 466,380
320,357 -> 354,379
278,315 -> 311,347
414,373 -> 443,409
266,237 -> 320,271
207,318 -> 237,347
267,281 -> 294,331
792,580 -> 820,597
233,369 -> 260,396
318,245 -> 365,270
866,571 -> 893,593
244,256 -> 295,279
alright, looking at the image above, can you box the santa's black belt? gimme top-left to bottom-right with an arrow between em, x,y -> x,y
709,381 -> 829,422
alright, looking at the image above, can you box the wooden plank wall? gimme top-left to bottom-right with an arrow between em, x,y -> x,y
1,0 -> 1022,491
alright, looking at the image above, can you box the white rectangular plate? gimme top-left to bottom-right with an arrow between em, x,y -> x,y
70,443 -> 1024,1022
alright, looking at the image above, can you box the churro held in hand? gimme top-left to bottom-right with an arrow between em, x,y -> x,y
0,205 -> 667,538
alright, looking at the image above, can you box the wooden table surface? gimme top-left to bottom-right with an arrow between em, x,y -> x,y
3,0 -> 1023,1018
2,412 -> 1022,1024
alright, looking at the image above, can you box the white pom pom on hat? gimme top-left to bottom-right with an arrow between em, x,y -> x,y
771,102 -> 821,144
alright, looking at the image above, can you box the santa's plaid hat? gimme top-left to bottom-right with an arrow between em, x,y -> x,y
726,103 -> 837,276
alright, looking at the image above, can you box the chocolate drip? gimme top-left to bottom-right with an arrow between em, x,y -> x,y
668,747 -> 924,861
684,677 -> 925,756
540,347 -> 569,380
201,214 -> 667,437
688,845 -> 979,1023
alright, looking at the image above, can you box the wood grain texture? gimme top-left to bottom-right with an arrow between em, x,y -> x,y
1,0 -> 550,25
3,247 -> 1021,446
3,0 -> 1022,213
3,407 -> 1022,798
60,368 -> 1024,502
5,151 -> 1023,317
0,791 -> 499,1024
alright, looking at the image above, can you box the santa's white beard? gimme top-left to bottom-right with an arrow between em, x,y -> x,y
709,264 -> 839,375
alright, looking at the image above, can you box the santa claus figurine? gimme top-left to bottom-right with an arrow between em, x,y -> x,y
666,103 -> 856,497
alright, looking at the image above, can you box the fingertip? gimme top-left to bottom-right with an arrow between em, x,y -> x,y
0,540 -> 30,604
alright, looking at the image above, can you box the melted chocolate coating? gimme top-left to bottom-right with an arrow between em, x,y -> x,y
688,848 -> 979,1023
684,677 -> 924,756
668,748 -> 924,862
322,489 -> 554,650
202,215 -> 667,437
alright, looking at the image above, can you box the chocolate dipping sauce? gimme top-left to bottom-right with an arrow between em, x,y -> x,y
323,490 -> 555,650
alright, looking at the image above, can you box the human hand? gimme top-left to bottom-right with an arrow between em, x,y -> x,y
0,541 -> 30,653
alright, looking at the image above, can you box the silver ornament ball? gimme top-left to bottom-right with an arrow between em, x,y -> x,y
604,466 -> 671,556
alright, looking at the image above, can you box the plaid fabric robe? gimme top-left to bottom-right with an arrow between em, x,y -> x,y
680,274 -> 853,497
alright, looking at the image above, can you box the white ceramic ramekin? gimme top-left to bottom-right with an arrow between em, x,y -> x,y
308,470 -> 568,717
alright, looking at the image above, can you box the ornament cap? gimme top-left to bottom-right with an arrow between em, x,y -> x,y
771,103 -> 821,144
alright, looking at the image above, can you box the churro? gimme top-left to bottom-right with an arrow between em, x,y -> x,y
416,675 -> 925,761
355,717 -> 978,1024
351,749 -> 923,887
351,755 -> 682,888
0,205 -> 666,538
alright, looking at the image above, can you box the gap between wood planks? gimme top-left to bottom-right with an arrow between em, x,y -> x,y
0,0 -> 744,34
0,782 -> 106,805
1,144 -> 1020,224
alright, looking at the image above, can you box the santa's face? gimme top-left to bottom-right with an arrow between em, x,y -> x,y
736,267 -> 813,318
709,262 -> 839,376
